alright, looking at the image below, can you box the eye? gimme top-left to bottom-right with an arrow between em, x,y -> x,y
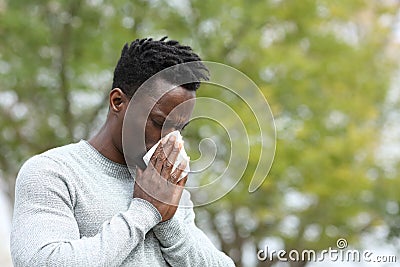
151,118 -> 163,128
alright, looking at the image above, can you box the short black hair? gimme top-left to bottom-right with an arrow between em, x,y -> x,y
112,37 -> 209,98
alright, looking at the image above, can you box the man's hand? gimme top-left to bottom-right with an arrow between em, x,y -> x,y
134,135 -> 188,222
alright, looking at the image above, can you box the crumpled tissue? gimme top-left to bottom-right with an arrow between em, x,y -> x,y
142,130 -> 190,181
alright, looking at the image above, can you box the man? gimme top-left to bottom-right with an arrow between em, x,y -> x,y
10,37 -> 235,266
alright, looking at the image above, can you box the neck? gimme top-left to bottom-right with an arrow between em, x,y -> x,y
88,123 -> 126,165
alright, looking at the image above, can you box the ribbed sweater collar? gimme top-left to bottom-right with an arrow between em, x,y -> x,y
78,140 -> 134,179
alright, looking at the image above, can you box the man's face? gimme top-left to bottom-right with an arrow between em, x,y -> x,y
122,79 -> 196,169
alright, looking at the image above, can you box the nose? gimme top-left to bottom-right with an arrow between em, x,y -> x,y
161,127 -> 179,138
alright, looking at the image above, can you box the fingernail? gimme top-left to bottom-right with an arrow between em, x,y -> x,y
174,140 -> 180,149
161,136 -> 167,145
170,135 -> 176,142
181,160 -> 187,168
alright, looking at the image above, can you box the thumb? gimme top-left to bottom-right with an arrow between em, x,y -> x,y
135,166 -> 143,177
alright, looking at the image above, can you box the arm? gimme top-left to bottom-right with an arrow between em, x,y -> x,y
152,190 -> 235,267
10,156 -> 161,267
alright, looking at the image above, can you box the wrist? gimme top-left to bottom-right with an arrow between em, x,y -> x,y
153,217 -> 188,244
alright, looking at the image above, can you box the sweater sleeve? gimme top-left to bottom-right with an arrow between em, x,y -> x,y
152,190 -> 235,267
10,156 -> 161,267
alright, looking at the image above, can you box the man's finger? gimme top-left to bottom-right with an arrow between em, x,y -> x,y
170,159 -> 187,184
159,135 -> 176,175
162,140 -> 182,179
149,135 -> 169,167
135,166 -> 143,177
153,149 -> 165,173
177,175 -> 188,187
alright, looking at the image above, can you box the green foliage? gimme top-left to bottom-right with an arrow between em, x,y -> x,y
1,0 -> 399,266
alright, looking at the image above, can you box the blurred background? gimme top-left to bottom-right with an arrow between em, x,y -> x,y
1,0 -> 400,266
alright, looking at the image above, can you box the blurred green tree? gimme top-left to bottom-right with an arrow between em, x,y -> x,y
1,0 -> 399,266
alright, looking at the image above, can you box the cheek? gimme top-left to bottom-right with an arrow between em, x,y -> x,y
145,120 -> 162,150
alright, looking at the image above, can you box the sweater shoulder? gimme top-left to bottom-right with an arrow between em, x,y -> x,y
39,141 -> 82,163
17,142 -> 82,183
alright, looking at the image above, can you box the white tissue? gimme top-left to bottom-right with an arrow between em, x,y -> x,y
142,130 -> 190,181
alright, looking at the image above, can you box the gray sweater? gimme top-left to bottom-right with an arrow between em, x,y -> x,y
10,140 -> 235,266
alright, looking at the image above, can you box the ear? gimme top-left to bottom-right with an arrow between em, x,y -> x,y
109,88 -> 128,113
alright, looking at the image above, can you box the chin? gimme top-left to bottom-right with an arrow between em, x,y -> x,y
123,153 -> 141,167
145,142 -> 157,152
135,158 -> 147,171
